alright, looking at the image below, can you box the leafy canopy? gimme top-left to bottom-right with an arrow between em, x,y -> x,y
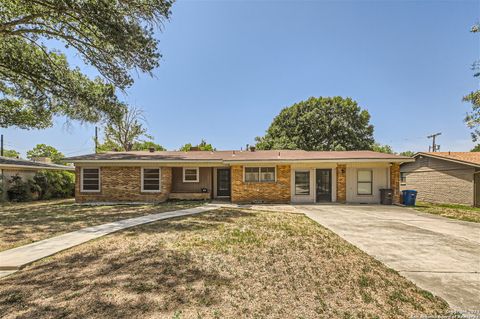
26,144 -> 65,164
399,151 -> 415,157
372,143 -> 394,154
255,96 -> 375,151
464,24 -> 480,141
2,149 -> 20,158
180,139 -> 215,151
0,0 -> 172,129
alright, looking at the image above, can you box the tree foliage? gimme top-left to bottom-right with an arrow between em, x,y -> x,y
180,139 -> 215,151
101,106 -> 153,151
471,144 -> 480,152
26,143 -> 65,164
399,150 -> 415,157
33,170 -> 75,199
255,97 -> 375,151
0,0 -> 172,129
372,143 -> 394,154
2,149 -> 20,158
463,24 -> 480,141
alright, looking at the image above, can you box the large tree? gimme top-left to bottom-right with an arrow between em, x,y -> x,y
99,106 -> 158,152
0,0 -> 172,129
27,143 -> 65,164
255,97 -> 375,151
464,24 -> 480,141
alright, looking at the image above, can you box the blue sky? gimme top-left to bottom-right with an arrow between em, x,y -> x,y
3,0 -> 479,156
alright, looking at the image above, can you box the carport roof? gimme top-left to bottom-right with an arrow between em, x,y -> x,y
0,156 -> 75,170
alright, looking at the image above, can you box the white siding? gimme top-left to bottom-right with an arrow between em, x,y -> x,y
346,166 -> 389,203
290,164 -> 337,203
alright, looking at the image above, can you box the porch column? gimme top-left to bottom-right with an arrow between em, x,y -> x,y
336,164 -> 346,203
390,163 -> 401,204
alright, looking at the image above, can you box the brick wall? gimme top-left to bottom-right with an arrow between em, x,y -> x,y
401,157 -> 474,205
390,163 -> 401,204
336,164 -> 346,203
75,166 -> 171,203
231,165 -> 291,203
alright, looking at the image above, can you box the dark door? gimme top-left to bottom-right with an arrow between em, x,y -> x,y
475,173 -> 480,207
316,169 -> 332,202
217,169 -> 231,197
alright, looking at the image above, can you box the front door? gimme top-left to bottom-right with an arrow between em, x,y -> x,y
217,169 -> 231,197
316,169 -> 332,202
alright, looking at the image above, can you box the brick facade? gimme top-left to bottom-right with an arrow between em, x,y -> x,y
231,165 -> 291,203
401,157 -> 475,206
390,163 -> 401,204
336,164 -> 346,203
75,166 -> 171,203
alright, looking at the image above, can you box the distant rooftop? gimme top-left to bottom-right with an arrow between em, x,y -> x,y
0,156 -> 74,170
416,152 -> 480,167
66,150 -> 412,162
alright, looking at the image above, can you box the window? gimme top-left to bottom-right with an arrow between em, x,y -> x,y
260,167 -> 275,182
81,168 -> 100,192
142,168 -> 161,192
295,171 -> 310,195
400,172 -> 407,184
183,167 -> 199,182
244,167 -> 276,182
357,170 -> 373,195
245,167 -> 259,182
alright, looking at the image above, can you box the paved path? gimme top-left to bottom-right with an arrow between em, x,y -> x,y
298,204 -> 480,311
0,205 -> 217,278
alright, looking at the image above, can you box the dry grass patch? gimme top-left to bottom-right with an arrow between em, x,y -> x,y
0,208 -> 449,318
0,199 -> 203,251
415,201 -> 480,223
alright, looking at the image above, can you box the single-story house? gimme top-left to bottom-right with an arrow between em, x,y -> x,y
65,150 -> 412,204
0,156 -> 75,181
400,152 -> 480,207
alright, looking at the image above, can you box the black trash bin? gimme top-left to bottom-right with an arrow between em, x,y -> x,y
380,188 -> 393,205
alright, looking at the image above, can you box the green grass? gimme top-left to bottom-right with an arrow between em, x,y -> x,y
414,201 -> 480,223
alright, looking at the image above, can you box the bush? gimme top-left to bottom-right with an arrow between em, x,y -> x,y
6,175 -> 37,202
33,170 -> 75,200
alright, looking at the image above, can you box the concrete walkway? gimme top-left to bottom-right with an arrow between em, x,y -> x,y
299,204 -> 480,311
0,205 -> 217,278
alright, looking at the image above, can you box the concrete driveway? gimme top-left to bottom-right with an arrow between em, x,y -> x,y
298,204 -> 480,311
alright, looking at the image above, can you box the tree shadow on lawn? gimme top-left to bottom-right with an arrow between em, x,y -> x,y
0,242 -> 231,318
0,201 -> 203,250
0,209 -> 255,318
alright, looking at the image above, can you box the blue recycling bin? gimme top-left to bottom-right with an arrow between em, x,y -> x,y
402,190 -> 418,206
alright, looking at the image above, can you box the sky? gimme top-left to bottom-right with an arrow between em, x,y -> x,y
3,0 -> 480,157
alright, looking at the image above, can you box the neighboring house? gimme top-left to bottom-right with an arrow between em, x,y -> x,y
0,156 -> 75,182
400,152 -> 480,206
65,150 -> 411,204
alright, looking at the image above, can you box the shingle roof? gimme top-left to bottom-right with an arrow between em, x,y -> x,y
416,152 -> 480,167
0,156 -> 74,170
65,150 -> 411,162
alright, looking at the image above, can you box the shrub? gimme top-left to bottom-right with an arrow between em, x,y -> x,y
6,175 -> 37,202
33,170 -> 75,200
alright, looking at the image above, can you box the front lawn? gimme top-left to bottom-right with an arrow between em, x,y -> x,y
0,209 -> 449,318
414,201 -> 480,223
0,199 -> 203,251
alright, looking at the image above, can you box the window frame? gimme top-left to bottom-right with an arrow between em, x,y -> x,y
294,170 -> 310,196
141,167 -> 162,193
80,167 -> 101,193
243,166 -> 277,183
183,167 -> 200,183
400,172 -> 407,184
357,169 -> 373,195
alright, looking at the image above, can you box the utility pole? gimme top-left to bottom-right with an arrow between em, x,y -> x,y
427,132 -> 441,152
0,134 -> 3,157
95,126 -> 98,154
